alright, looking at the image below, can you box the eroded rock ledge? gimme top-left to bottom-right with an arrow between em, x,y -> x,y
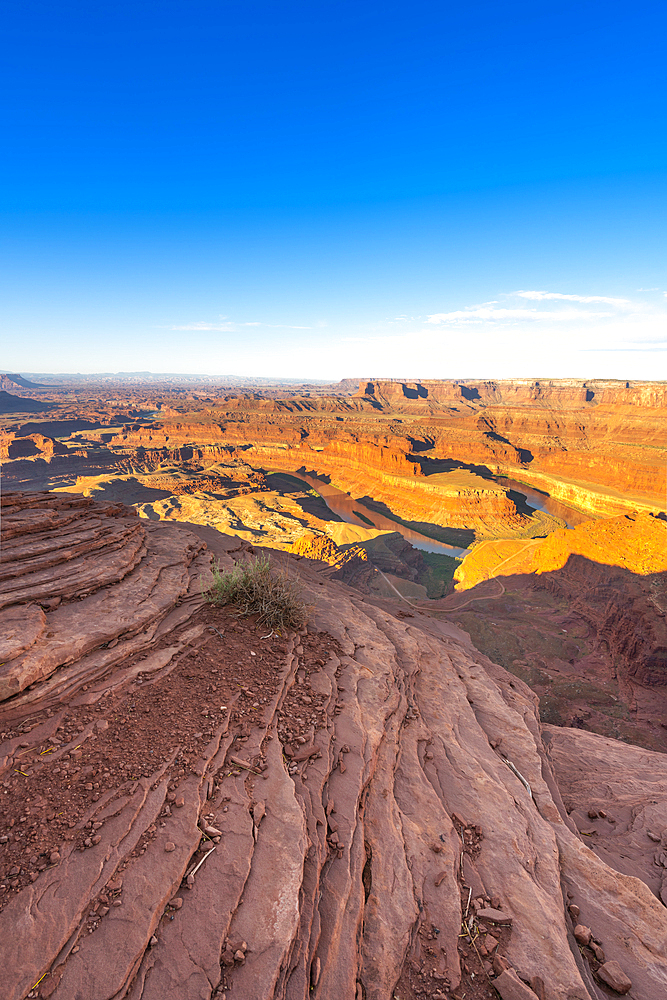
0,493 -> 666,1000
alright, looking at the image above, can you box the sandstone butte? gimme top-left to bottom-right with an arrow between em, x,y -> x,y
1,490 -> 667,1000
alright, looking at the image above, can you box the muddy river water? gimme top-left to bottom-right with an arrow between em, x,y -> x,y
271,469 -> 470,557
496,477 -> 590,528
273,469 -> 588,559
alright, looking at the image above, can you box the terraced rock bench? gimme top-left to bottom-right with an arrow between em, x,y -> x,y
0,491 -> 214,707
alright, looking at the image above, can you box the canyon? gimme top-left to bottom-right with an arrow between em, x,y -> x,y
1,375 -> 666,999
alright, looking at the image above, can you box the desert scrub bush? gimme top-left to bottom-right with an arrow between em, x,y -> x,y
204,555 -> 309,631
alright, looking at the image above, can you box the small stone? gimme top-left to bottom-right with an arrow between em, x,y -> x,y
568,903 -> 580,919
98,905 -> 109,916
221,948 -> 235,967
175,796 -> 185,808
477,906 -> 512,924
529,976 -> 546,1000
171,897 -> 183,909
85,783 -> 93,791
84,838 -> 92,848
149,935 -> 158,947
574,924 -> 592,946
112,899 -> 122,907
588,809 -> 598,819
493,954 -> 511,976
647,830 -> 662,843
91,835 -> 101,845
72,945 -> 79,953
591,942 -> 606,963
164,842 -> 176,852
597,960 -> 632,994
494,968 -> 540,1000
234,949 -> 245,962
49,851 -> 61,864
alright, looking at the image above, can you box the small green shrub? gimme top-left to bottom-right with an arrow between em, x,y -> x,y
204,555 -> 309,631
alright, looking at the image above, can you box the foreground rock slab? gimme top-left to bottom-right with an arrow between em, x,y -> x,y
0,493 -> 666,1000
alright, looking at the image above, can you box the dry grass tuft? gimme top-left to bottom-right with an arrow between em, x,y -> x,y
204,555 -> 309,631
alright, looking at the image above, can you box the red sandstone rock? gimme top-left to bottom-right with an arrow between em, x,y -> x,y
597,960 -> 632,994
574,924 -> 592,946
477,906 -> 512,923
494,968 -> 540,1000
0,493 -> 666,1000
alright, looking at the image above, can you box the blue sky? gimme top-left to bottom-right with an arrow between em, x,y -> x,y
1,0 -> 666,379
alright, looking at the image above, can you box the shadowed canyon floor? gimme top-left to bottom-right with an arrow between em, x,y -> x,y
2,492 -> 667,1000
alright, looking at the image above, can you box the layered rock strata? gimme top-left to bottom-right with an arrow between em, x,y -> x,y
0,491 -> 211,705
3,378 -> 665,536
0,494 -> 666,999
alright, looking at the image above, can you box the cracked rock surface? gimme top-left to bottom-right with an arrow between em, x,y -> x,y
1,494 -> 666,1000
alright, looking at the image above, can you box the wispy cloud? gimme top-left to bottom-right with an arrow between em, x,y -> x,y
425,289 -> 651,326
427,304 -> 611,324
515,290 -> 630,305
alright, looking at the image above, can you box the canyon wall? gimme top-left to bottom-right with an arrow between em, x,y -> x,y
2,379 -> 664,525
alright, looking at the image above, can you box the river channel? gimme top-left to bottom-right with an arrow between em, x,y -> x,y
495,477 -> 590,528
272,468 -> 588,559
272,471 -> 470,558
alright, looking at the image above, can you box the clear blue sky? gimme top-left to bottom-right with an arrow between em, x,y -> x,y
2,0 -> 666,379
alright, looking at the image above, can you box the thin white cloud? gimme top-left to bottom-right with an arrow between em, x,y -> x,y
427,306 -> 611,323
515,290 -> 630,305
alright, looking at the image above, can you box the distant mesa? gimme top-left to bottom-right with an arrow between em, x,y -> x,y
0,390 -> 54,414
0,373 -> 57,390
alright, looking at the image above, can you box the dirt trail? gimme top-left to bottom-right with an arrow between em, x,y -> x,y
378,569 -> 505,613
